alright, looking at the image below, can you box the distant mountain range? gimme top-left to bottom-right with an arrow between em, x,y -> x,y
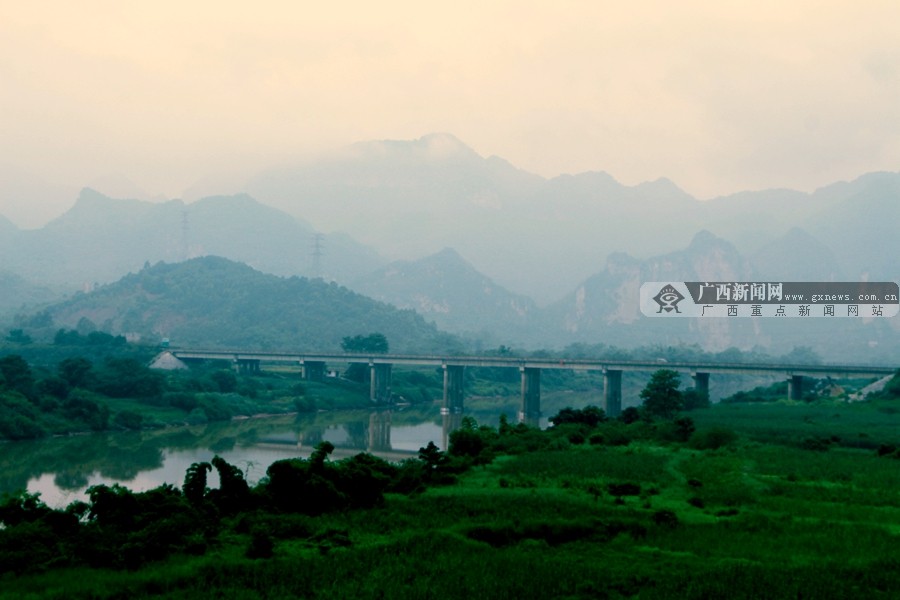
1,133 -> 897,360
0,188 -> 383,303
243,133 -> 900,302
13,237 -> 895,363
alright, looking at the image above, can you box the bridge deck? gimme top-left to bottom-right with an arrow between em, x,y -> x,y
168,349 -> 897,378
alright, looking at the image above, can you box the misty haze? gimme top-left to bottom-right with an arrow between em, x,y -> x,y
1,3 -> 899,599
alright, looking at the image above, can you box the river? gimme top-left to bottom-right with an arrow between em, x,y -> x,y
1,400 -> 554,509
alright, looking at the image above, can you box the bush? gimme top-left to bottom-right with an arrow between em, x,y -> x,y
877,444 -> 899,458
549,405 -> 606,427
651,509 -> 679,528
689,427 -> 738,450
113,411 -> 144,430
198,395 -> 232,422
800,436 -> 832,452
607,482 -> 642,497
165,392 -> 199,412
682,389 -> 711,410
246,531 -> 274,559
588,433 -> 605,445
619,407 -> 641,424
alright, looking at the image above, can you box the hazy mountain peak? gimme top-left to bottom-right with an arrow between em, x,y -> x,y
76,187 -> 113,203
750,226 -> 840,280
431,247 -> 465,261
69,188 -> 184,212
351,245 -> 537,338
390,246 -> 478,275
344,132 -> 479,164
606,251 -> 640,268
418,132 -> 473,156
836,170 -> 900,191
0,213 -> 18,233
634,176 -> 693,200
85,174 -> 153,201
553,170 -> 620,187
687,229 -> 722,249
47,189 -> 178,228
190,193 -> 265,211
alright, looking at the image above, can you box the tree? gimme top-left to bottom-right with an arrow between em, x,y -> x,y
209,455 -> 251,513
341,333 -> 389,354
211,370 -> 237,393
183,462 -> 212,506
883,369 -> 900,399
550,405 -> 607,427
5,329 -> 32,345
62,390 -> 110,431
58,357 -> 94,389
619,406 -> 641,424
0,355 -> 34,397
341,333 -> 389,382
418,441 -> 448,475
682,388 -> 711,411
640,369 -> 683,420
96,358 -> 163,398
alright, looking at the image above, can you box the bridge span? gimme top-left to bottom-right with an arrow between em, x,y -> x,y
165,348 -> 897,424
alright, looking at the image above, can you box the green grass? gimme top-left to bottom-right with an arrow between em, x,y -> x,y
8,399 -> 900,599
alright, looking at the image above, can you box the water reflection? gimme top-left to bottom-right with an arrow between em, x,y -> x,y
5,408 -> 452,508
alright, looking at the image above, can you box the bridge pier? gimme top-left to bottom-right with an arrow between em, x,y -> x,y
368,409 -> 392,451
519,367 -> 541,427
442,365 -> 465,415
301,360 -> 326,382
603,369 -> 622,417
442,411 -> 464,451
788,375 -> 804,401
370,363 -> 392,404
691,371 -> 710,397
234,359 -> 260,374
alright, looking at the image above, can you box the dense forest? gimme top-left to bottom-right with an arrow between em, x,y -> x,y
0,335 -> 320,441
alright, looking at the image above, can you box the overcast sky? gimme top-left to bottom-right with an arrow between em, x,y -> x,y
1,1 -> 899,227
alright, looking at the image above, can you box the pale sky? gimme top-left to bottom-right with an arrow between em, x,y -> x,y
1,1 -> 899,227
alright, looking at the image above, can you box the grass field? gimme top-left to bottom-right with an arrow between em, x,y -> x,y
4,399 -> 900,599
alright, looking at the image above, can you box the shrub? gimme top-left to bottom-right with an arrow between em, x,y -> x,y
113,410 -> 144,430
652,509 -> 679,528
689,427 -> 738,450
800,436 -> 832,452
607,482 -> 642,497
549,406 -> 606,427
246,531 -> 274,559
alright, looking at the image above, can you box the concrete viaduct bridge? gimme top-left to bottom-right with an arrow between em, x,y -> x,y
166,349 -> 897,425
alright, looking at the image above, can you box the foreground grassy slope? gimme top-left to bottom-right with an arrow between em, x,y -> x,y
5,399 -> 900,599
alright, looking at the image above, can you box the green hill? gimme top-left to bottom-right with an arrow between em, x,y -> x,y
42,256 -> 462,353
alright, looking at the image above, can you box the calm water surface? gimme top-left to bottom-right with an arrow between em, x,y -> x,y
3,389 -> 608,508
2,407 -> 520,508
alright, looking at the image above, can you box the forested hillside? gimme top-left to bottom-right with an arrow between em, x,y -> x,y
36,257 -> 462,353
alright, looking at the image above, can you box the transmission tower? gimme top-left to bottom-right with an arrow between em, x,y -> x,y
181,210 -> 190,261
311,233 -> 324,279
